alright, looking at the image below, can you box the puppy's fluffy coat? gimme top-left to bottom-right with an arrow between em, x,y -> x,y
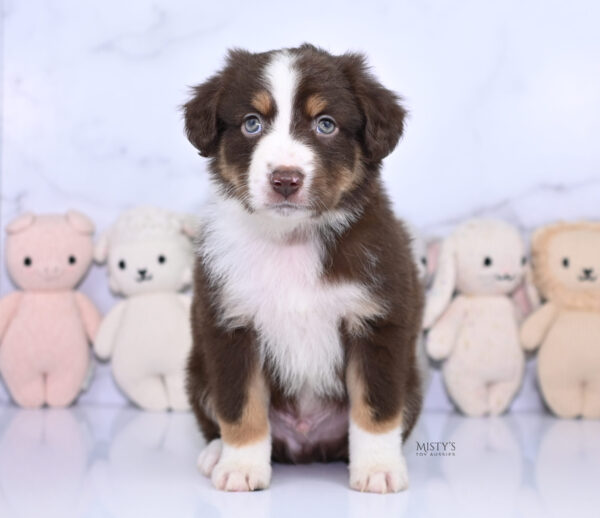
184,44 -> 423,493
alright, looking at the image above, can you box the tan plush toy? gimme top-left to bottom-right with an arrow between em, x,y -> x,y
520,221 -> 600,419
423,219 -> 538,416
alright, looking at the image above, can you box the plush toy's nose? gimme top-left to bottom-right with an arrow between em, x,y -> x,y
42,265 -> 63,278
138,268 -> 147,277
583,267 -> 594,277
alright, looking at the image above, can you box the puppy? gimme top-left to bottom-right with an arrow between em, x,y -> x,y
184,44 -> 423,493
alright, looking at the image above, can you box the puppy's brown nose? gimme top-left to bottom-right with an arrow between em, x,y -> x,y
270,168 -> 304,199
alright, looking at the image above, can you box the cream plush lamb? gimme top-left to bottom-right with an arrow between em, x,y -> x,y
94,207 -> 196,411
423,219 -> 538,416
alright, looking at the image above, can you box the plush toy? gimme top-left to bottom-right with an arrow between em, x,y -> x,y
405,220 -> 439,393
94,206 -> 196,411
0,211 -> 100,408
423,219 -> 537,416
520,221 -> 600,418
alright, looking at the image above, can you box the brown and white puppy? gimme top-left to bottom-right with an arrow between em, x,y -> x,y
184,44 -> 423,494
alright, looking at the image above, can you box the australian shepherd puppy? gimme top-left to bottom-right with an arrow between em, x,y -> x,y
183,44 -> 423,493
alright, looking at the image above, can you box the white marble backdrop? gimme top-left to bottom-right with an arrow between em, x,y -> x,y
1,0 -> 599,409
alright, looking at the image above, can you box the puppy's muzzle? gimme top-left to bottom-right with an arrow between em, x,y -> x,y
270,168 -> 304,199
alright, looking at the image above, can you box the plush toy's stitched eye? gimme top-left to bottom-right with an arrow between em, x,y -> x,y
562,257 -> 570,268
483,256 -> 493,267
68,255 -> 77,265
421,257 -> 427,267
118,260 -> 126,270
23,257 -> 32,267
521,257 -> 527,266
158,255 -> 166,264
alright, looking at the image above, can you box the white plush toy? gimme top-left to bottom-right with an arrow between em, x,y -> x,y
423,219 -> 538,416
405,221 -> 439,393
94,207 -> 196,411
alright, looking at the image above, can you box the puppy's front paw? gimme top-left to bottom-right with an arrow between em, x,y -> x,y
349,458 -> 409,493
212,460 -> 272,491
210,439 -> 272,492
197,438 -> 223,477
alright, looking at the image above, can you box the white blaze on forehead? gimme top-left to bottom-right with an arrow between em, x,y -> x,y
247,51 -> 316,213
266,51 -> 297,136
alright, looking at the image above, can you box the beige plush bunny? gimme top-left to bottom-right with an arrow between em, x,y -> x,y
423,219 -> 538,416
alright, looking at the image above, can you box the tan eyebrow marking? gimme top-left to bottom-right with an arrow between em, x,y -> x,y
251,90 -> 274,116
306,94 -> 328,118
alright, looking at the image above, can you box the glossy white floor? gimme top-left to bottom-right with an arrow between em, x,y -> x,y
0,406 -> 597,518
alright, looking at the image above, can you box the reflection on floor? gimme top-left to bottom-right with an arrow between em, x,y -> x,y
0,406 -> 597,518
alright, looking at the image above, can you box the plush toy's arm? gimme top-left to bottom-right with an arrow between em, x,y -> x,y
94,301 -> 126,360
0,292 -> 22,342
520,302 -> 558,352
74,292 -> 102,343
426,296 -> 467,361
178,294 -> 192,313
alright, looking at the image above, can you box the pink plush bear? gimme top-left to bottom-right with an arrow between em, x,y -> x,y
0,211 -> 101,408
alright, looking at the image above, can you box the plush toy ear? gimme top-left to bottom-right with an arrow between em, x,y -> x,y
426,238 -> 441,283
94,229 -> 111,264
512,263 -> 541,322
423,235 -> 457,329
340,52 -> 406,163
66,210 -> 95,235
179,213 -> 198,240
6,212 -> 36,234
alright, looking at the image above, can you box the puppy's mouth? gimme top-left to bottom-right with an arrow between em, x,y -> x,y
136,274 -> 154,283
495,274 -> 516,282
578,274 -> 597,282
264,202 -> 311,214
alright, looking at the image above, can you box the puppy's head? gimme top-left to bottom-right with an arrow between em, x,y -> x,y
184,44 -> 405,219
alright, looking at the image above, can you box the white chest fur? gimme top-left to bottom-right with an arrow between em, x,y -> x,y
201,198 -> 380,398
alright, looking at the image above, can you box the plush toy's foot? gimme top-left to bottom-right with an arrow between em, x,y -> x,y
46,372 -> 82,407
582,384 -> 600,419
445,377 -> 488,417
210,438 -> 272,491
543,383 -> 583,418
165,374 -> 191,411
119,375 -> 169,411
197,439 -> 223,477
487,379 -> 520,416
7,376 -> 45,409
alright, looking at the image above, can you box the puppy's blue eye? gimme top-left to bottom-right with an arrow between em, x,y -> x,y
316,116 -> 337,135
242,115 -> 262,135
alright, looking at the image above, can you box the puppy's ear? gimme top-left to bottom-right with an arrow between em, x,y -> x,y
184,73 -> 223,158
341,53 -> 406,163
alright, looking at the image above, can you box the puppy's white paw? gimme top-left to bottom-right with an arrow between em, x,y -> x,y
197,439 -> 223,477
211,460 -> 272,491
348,420 -> 408,494
349,460 -> 409,494
210,438 -> 272,492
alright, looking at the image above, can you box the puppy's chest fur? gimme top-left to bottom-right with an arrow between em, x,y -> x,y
201,202 -> 380,398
